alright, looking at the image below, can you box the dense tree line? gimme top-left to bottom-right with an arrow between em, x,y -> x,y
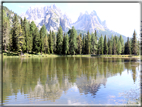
3,13 -> 140,55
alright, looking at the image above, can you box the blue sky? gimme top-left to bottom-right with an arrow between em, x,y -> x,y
3,3 -> 140,38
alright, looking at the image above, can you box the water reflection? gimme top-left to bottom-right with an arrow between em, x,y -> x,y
3,57 -> 140,104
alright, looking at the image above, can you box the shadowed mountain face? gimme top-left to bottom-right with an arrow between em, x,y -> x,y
3,57 -> 140,103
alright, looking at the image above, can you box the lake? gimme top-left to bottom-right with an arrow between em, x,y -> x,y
2,57 -> 140,105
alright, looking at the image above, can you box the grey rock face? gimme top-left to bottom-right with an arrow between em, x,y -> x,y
72,10 -> 108,33
21,4 -> 72,32
21,5 -> 108,33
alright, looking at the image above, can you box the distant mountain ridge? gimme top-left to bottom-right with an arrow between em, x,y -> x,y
72,10 -> 108,33
3,5 -> 128,42
21,4 -> 72,32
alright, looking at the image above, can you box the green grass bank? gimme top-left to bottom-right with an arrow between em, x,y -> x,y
2,52 -> 141,59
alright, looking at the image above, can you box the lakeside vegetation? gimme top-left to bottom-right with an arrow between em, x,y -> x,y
3,51 -> 140,59
3,9 -> 140,57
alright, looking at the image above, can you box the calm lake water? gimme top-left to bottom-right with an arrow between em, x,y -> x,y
3,57 -> 140,105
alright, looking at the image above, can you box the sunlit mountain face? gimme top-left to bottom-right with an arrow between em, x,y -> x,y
21,5 -> 108,33
20,4 -> 128,41
21,4 -> 72,32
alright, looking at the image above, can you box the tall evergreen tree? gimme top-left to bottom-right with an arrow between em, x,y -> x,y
17,23 -> 24,55
65,34 -> 69,55
39,25 -> 46,54
3,10 -> 10,51
77,33 -> 82,54
91,33 -> 97,54
63,33 -> 69,55
11,14 -> 19,52
82,35 -> 86,54
56,26 -> 63,54
127,37 -> 131,54
112,36 -> 117,55
108,35 -> 113,55
86,31 -> 91,54
98,35 -> 104,54
104,35 -> 108,54
137,41 -> 140,55
117,41 -> 122,55
52,31 -> 56,53
69,26 -> 77,55
119,35 -> 124,54
33,27 -> 40,53
23,17 -> 30,53
44,34 -> 50,54
49,30 -> 53,54
131,30 -> 137,55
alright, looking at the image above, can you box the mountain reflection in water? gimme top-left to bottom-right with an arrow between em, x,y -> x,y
3,57 -> 140,104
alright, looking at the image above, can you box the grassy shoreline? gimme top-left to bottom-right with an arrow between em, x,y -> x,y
2,52 -> 140,59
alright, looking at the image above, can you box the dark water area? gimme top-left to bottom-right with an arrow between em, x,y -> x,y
2,57 -> 140,105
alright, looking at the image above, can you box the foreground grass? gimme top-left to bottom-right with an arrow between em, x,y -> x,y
2,51 -> 141,59
3,52 -> 92,58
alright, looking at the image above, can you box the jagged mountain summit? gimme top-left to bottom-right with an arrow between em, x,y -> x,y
20,4 -> 127,42
72,10 -> 108,33
21,4 -> 109,33
21,4 -> 72,32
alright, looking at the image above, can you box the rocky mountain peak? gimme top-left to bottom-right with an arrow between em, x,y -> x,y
90,10 -> 97,16
21,4 -> 71,32
21,5 -> 108,33
85,11 -> 89,15
72,10 -> 108,33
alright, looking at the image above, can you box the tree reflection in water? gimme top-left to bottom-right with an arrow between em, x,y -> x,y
3,57 -> 140,103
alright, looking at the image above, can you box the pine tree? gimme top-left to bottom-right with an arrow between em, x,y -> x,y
91,33 -> 97,54
82,35 -> 86,54
63,33 -> 69,55
39,25 -> 46,54
3,10 -> 10,51
108,35 -> 113,55
44,34 -> 50,54
137,41 -> 140,55
117,41 -> 122,55
33,27 -> 40,53
69,26 -> 77,55
17,23 -> 24,55
49,30 -> 53,54
98,35 -> 104,54
113,36 -> 117,55
62,33 -> 66,54
23,17 -> 30,53
114,36 -> 119,54
27,31 -> 33,53
124,42 -> 128,54
29,21 -> 36,53
52,31 -> 56,53
131,30 -> 137,55
20,18 -> 26,52
56,26 -> 63,54
86,31 -> 91,54
119,35 -> 124,54
11,14 -> 19,52
127,37 -> 131,54
77,34 -> 82,54
104,35 -> 108,54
